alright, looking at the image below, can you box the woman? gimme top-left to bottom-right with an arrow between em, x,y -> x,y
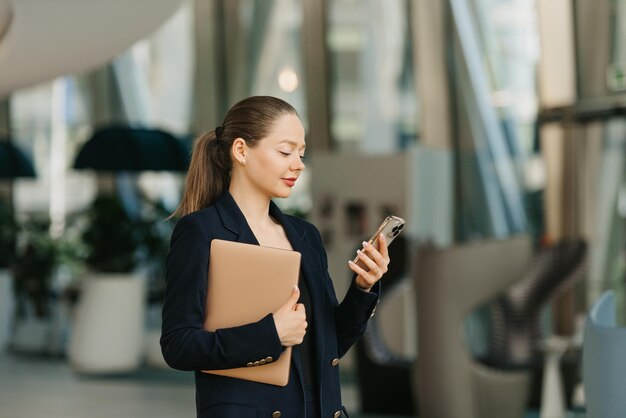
161,96 -> 390,418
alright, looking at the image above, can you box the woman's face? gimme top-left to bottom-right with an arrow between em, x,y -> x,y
243,113 -> 306,199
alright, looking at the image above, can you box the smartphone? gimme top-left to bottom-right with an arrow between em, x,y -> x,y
352,215 -> 405,269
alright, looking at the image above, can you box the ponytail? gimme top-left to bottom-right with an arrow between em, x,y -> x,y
168,130 -> 231,219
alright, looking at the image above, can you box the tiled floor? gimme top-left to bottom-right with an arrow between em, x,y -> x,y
0,352 -> 584,418
0,352 -> 196,418
0,351 -> 371,418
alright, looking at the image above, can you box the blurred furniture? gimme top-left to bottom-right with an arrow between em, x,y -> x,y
415,236 -> 532,418
488,240 -> 586,365
539,336 -> 569,418
74,126 -> 190,172
0,141 -> 36,178
354,236 -> 415,416
486,239 -> 587,408
583,290 -> 626,418
70,126 -> 187,373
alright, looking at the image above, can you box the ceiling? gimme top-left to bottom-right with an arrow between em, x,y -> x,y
0,0 -> 186,98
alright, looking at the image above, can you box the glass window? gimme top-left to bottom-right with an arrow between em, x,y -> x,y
470,0 -> 540,153
451,0 -> 540,240
327,0 -> 418,153
220,0 -> 309,216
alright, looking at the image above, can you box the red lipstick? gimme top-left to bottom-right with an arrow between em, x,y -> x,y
282,178 -> 297,187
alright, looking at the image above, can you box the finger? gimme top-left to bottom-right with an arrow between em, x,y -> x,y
356,248 -> 380,275
295,303 -> 306,314
348,259 -> 372,281
377,233 -> 390,260
362,240 -> 387,269
285,285 -> 300,309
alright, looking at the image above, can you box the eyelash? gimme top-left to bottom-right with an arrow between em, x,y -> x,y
279,151 -> 306,162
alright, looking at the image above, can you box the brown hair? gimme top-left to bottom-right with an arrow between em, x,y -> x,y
169,96 -> 298,218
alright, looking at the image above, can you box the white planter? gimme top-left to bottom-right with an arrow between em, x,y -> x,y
68,273 -> 145,373
0,269 -> 15,351
145,328 -> 169,369
144,302 -> 168,369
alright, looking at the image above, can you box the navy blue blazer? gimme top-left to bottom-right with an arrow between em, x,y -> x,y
161,192 -> 380,418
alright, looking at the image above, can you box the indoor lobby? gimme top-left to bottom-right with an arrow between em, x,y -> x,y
0,0 -> 624,417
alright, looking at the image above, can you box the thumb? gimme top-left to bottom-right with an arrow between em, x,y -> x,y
284,285 -> 300,309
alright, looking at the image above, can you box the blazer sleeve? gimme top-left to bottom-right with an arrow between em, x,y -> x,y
311,226 -> 380,358
160,214 -> 283,371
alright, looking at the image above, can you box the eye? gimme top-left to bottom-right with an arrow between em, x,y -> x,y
279,151 -> 291,157
299,155 -> 306,162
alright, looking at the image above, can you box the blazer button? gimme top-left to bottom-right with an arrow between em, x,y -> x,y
246,362 -> 254,367
272,411 -> 282,418
265,356 -> 273,363
259,359 -> 266,365
254,361 -> 260,366
333,411 -> 341,418
331,358 -> 340,367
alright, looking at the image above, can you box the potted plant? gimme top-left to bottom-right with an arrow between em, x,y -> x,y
81,195 -> 141,273
9,219 -> 58,353
0,198 -> 17,350
12,222 -> 57,318
68,195 -> 147,374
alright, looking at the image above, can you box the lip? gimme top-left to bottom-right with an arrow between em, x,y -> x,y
282,178 -> 297,187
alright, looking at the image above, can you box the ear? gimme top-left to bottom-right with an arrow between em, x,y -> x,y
231,138 -> 247,165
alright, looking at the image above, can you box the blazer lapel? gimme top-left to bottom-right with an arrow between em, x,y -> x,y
214,192 -> 259,245
270,202 -> 328,373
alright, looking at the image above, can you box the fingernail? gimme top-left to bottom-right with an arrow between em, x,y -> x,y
362,241 -> 369,247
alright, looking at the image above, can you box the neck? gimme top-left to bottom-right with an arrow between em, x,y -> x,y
228,185 -> 273,228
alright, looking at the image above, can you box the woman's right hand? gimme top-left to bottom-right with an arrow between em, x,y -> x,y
272,285 -> 307,347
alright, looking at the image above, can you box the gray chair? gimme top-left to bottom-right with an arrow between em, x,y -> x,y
415,236 -> 532,418
488,240 -> 586,366
583,290 -> 626,418
487,240 -> 587,409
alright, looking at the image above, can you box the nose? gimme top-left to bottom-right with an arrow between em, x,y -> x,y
292,155 -> 305,171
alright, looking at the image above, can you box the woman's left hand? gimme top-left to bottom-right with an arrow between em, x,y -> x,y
348,233 -> 390,292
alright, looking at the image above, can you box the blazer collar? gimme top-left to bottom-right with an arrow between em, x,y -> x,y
214,191 -> 307,245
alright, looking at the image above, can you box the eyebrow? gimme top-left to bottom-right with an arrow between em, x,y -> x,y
279,139 -> 306,150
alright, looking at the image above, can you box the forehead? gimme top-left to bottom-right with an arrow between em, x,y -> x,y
263,113 -> 306,147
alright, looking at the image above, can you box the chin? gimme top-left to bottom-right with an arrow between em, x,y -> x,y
273,188 -> 292,199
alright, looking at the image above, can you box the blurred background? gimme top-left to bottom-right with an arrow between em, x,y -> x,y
0,0 -> 624,417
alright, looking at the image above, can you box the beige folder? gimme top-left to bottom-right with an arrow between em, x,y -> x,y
201,239 -> 301,386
